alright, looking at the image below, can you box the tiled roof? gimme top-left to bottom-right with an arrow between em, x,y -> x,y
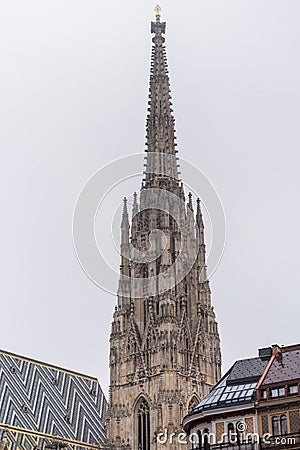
0,349 -> 107,447
228,357 -> 269,384
262,349 -> 300,385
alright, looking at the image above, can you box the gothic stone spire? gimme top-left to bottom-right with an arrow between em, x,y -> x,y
107,9 -> 221,450
144,8 -> 180,190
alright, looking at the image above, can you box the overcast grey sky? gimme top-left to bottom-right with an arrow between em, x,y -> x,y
1,1 -> 300,396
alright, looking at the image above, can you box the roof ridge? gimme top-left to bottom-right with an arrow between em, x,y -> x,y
0,348 -> 99,381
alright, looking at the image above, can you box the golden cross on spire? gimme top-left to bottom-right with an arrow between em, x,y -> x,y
155,4 -> 161,20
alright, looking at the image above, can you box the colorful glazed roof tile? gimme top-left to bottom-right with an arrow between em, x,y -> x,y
0,349 -> 106,450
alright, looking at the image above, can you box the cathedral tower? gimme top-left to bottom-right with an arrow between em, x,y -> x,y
106,7 -> 221,450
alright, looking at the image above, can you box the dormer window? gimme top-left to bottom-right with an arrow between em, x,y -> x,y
270,387 -> 285,398
261,389 -> 267,399
288,385 -> 298,395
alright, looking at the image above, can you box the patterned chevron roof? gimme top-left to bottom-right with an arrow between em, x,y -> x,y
0,349 -> 106,449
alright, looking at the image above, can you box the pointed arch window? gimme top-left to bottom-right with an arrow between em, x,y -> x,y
188,396 -> 199,412
137,398 -> 150,450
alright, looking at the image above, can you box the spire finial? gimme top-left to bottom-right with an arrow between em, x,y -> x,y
196,198 -> 205,244
122,196 -> 127,212
188,192 -> 193,211
132,192 -> 139,216
155,4 -> 161,21
121,197 -> 129,228
196,198 -> 203,222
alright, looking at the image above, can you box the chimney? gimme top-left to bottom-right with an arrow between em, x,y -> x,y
258,346 -> 273,360
272,344 -> 283,364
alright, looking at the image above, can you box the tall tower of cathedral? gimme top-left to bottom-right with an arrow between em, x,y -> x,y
106,7 -> 221,450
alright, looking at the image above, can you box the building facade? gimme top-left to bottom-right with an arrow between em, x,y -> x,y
183,349 -> 269,450
106,8 -> 221,450
257,344 -> 300,449
182,344 -> 300,450
0,349 -> 107,450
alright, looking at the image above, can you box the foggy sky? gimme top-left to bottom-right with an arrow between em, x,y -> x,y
1,0 -> 300,396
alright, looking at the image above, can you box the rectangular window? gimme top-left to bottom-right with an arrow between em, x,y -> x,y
288,385 -> 298,395
271,389 -> 279,398
270,388 -> 285,398
272,416 -> 279,436
261,390 -> 267,399
233,390 -> 241,399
